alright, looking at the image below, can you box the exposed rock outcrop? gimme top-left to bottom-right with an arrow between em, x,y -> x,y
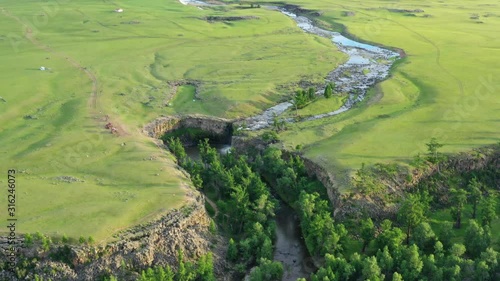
0,192 -> 229,281
334,145 -> 500,220
143,115 -> 233,143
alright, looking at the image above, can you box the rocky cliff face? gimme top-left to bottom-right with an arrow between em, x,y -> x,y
334,145 -> 500,220
232,137 -> 500,221
143,116 -> 182,139
0,192 -> 229,281
231,136 -> 344,216
299,156 -> 343,214
143,115 -> 233,141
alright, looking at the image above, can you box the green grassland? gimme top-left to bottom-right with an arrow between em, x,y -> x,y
274,0 -> 500,184
0,0 -> 344,240
1,0 -> 499,242
285,94 -> 346,118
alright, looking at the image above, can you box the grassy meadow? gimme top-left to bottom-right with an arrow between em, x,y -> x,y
271,0 -> 500,186
0,0 -> 343,240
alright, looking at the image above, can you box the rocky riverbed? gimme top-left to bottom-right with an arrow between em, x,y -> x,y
244,7 -> 400,129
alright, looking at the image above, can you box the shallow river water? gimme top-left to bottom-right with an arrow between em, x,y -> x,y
274,204 -> 314,280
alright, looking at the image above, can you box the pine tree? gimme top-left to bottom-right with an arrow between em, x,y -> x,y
376,246 -> 394,276
361,218 -> 375,253
308,87 -> 316,100
227,238 -> 238,261
450,188 -> 468,228
324,84 -> 333,98
412,222 -> 437,253
362,256 -> 384,281
467,177 -> 482,219
464,220 -> 489,258
400,244 -> 423,281
398,194 -> 426,245
392,272 -> 403,281
479,196 -> 498,227
425,138 -> 444,164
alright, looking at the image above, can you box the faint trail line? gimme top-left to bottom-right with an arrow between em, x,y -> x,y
1,7 -> 130,136
205,196 -> 219,217
341,5 -> 465,96
1,7 -> 100,109
383,18 -> 465,96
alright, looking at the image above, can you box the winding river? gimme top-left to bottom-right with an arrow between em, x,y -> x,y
244,7 -> 400,130
179,0 -> 400,130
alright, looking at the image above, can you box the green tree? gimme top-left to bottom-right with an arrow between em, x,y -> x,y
375,220 -> 405,251
322,254 -> 355,280
412,222 -> 437,253
199,139 -> 219,169
61,234 -> 69,244
467,177 -> 483,219
166,137 -> 187,165
398,194 -> 426,245
261,131 -> 279,144
479,196 -> 498,227
324,84 -> 333,98
41,236 -> 51,251
259,237 -> 273,260
361,218 -> 375,253
227,238 -> 238,262
177,249 -> 196,281
475,261 -> 490,281
191,173 -> 203,189
450,243 -> 466,258
449,188 -> 468,228
422,254 -> 443,281
196,253 -> 216,281
376,246 -> 394,276
426,138 -> 444,164
24,233 -> 33,247
293,89 -> 308,108
298,191 -> 346,256
392,272 -> 404,281
410,153 -> 427,169
350,253 -> 364,278
480,247 -> 498,276
249,259 -> 283,281
308,87 -> 316,100
311,267 -> 335,281
362,256 -> 385,281
464,220 -> 490,258
400,244 -> 423,281
437,222 -> 454,250
434,241 -> 445,262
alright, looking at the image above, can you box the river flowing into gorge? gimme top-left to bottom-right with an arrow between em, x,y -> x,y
176,1 -> 401,279
183,143 -> 314,280
179,0 -> 400,130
